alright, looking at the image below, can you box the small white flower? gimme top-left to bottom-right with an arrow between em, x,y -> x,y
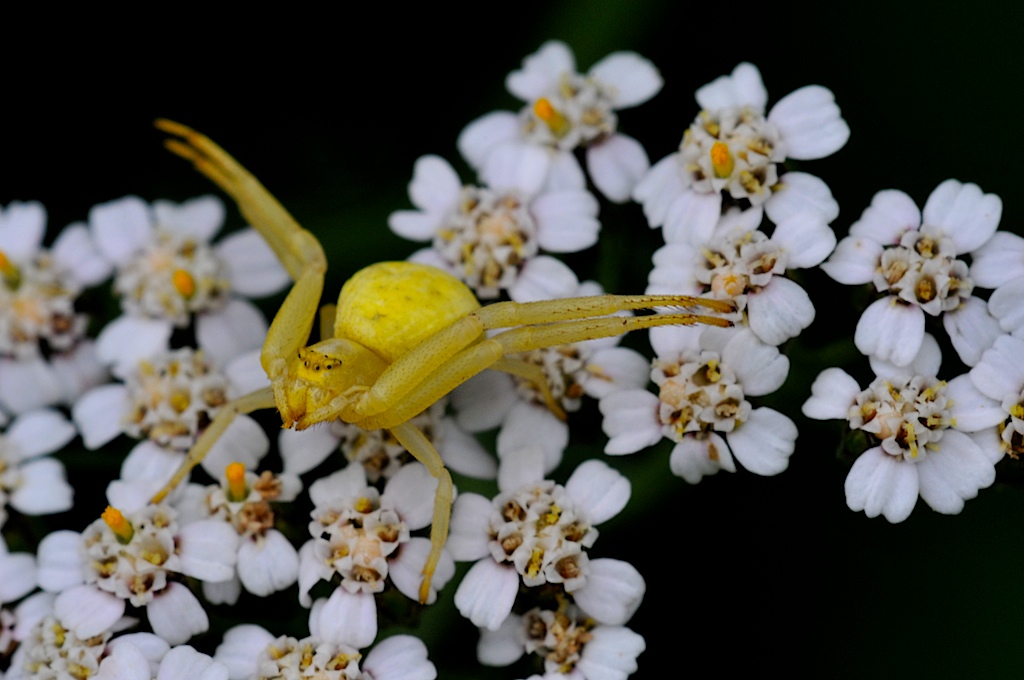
73,348 -> 270,499
36,503 -> 238,645
459,40 -> 663,202
647,206 -> 834,345
88,195 -> 288,377
297,463 -> 455,613
968,334 -> 1024,462
214,625 -> 436,680
822,180 -> 1003,366
0,201 -> 109,414
600,327 -> 795,483
96,636 -> 229,680
0,408 -> 76,528
634,62 -> 847,241
448,448 -> 642,630
804,347 -> 1001,522
478,605 -> 645,680
390,153 -> 599,300
7,613 -> 114,680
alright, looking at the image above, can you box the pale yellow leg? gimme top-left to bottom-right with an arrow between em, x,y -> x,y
354,293 -> 733,419
156,119 -> 327,378
151,387 -> 277,503
361,310 -> 728,430
389,421 -> 454,604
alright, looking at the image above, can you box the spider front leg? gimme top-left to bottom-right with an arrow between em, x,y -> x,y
155,120 -> 328,485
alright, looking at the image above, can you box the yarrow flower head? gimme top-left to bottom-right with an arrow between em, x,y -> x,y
389,152 -> 599,300
478,603 -> 645,680
804,339 -> 1002,522
88,195 -> 288,376
647,206 -> 835,346
214,625 -> 436,680
448,449 -> 643,631
459,40 -> 663,202
601,327 -> 796,483
37,503 -> 239,645
822,180 -> 1003,366
187,462 -> 302,604
634,62 -> 847,243
297,462 -> 455,646
0,201 -> 109,415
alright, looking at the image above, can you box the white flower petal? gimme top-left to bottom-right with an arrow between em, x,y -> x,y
970,232 -> 1024,289
483,143 -> 550,198
156,646 -> 229,680
0,201 -> 46,259
599,390 -> 662,455
237,531 -> 299,596
153,196 -> 225,242
725,407 -> 797,476
533,189 -> 600,252
572,558 -> 644,626
803,368 -> 860,420
583,346 -> 651,399
389,537 -> 454,605
215,228 -> 290,298
37,530 -> 85,592
770,211 -> 836,269
214,625 -> 275,680
667,432 -> 733,481
506,41 -> 575,101
662,190 -> 723,246
820,236 -> 884,285
589,52 -> 662,108
72,384 -> 128,450
0,553 -> 37,604
577,626 -> 646,680
202,414 -> 269,478
439,418 -> 496,479
768,85 -> 849,160
95,316 -> 173,378
10,458 -> 73,516
408,154 -> 462,214
195,298 -> 268,367
0,357 -> 64,415
362,635 -> 436,680
5,408 -> 76,460
989,277 -> 1024,336
278,426 -> 339,475
509,255 -> 579,303
176,520 -> 239,582
389,210 -> 443,243
943,297 -> 1001,367
764,172 -> 839,224
384,463 -> 437,531
746,277 -> 815,346
89,196 -> 153,266
452,371 -> 518,432
722,329 -> 789,396
477,614 -> 525,667
454,559 -> 520,630
849,189 -> 921,245
55,584 -> 125,639
51,222 -> 113,286
916,430 -> 995,514
845,447 -> 919,522
457,112 -> 520,170
448,493 -> 494,562
224,349 -> 269,393
922,180 -> 1002,253
565,460 -> 629,525
586,134 -> 650,203
633,154 -> 686,228
96,638 -> 152,680
316,588 -> 377,649
854,298 -> 925,367
970,334 -> 1024,402
695,62 -> 767,111
148,582 -> 209,646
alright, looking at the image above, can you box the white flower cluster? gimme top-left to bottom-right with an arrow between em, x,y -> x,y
0,34 -> 1020,680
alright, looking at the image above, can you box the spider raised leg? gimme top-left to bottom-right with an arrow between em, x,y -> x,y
151,120 -> 735,604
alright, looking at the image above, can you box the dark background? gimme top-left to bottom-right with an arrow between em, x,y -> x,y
4,2 -> 1023,677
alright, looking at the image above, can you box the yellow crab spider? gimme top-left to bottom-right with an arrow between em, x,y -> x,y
150,119 -> 735,604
